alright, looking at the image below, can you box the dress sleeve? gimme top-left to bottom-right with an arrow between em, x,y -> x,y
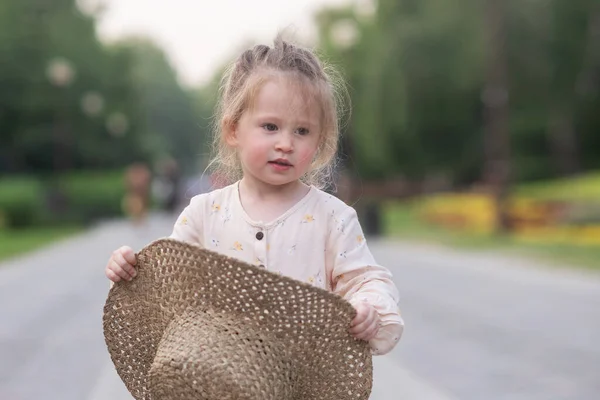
169,195 -> 204,246
327,207 -> 404,355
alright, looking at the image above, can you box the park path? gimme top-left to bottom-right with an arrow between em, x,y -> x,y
1,214 -> 598,399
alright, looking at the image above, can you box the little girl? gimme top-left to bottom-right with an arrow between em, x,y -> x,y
105,36 -> 404,355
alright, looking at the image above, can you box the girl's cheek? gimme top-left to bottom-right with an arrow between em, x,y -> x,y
300,148 -> 318,164
249,143 -> 271,162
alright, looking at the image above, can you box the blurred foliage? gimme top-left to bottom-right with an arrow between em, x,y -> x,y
314,0 -> 600,184
0,0 -> 206,175
2,0 -> 600,240
0,177 -> 45,228
411,171 -> 600,245
383,199 -> 600,269
0,171 -> 125,228
418,193 -> 497,235
515,171 -> 600,201
3,0 -> 598,185
57,170 -> 125,224
0,226 -> 80,260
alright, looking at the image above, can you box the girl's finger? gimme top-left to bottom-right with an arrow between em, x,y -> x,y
349,317 -> 374,336
106,268 -> 122,283
352,326 -> 372,340
350,309 -> 378,335
353,320 -> 380,340
363,323 -> 380,341
119,246 -> 137,266
351,313 -> 364,327
109,260 -> 133,281
113,252 -> 137,278
351,304 -> 369,326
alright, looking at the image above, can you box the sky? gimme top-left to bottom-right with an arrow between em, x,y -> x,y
92,0 -> 353,87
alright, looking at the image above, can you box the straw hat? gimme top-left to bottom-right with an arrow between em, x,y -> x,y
103,238 -> 373,400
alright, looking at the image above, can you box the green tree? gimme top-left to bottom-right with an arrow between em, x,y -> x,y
0,0 -> 203,175
314,0 -> 600,187
115,37 -> 206,173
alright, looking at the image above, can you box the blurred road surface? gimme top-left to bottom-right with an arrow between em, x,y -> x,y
0,215 -> 598,400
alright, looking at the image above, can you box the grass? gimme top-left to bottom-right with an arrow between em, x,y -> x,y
382,201 -> 600,271
515,171 -> 600,202
0,226 -> 81,262
380,170 -> 600,270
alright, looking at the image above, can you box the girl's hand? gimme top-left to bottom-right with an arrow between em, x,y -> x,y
105,246 -> 137,283
349,302 -> 380,341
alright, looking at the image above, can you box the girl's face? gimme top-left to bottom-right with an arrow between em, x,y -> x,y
226,76 -> 322,189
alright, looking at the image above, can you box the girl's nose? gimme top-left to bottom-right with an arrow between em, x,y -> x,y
275,132 -> 294,152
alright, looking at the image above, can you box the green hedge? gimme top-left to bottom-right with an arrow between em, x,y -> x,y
58,170 -> 126,224
0,170 -> 127,228
0,177 -> 45,228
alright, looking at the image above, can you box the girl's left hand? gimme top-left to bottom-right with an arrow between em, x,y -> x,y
349,302 -> 380,341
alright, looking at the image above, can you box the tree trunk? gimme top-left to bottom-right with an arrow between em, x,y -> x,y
482,0 -> 511,233
547,106 -> 580,176
547,3 -> 600,176
575,3 -> 600,97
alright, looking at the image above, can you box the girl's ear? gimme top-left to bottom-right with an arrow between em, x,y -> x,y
223,117 -> 238,147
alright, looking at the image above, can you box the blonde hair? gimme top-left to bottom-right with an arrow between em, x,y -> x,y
208,35 -> 348,189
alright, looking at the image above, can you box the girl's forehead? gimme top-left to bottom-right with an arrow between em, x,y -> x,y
248,76 -> 322,122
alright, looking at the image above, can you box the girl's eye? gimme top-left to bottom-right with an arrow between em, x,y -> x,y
262,123 -> 278,132
296,127 -> 309,136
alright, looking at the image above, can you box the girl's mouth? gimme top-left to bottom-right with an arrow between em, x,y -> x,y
269,159 -> 293,171
269,159 -> 292,166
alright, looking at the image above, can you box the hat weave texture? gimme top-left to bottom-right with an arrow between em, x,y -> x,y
103,238 -> 373,400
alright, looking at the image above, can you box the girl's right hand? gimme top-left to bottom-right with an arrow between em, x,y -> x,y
105,246 -> 137,282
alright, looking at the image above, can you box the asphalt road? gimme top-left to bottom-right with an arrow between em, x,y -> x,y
1,215 -> 598,400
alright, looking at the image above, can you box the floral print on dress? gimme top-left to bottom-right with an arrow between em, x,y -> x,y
211,201 -> 221,214
307,270 -> 324,287
179,216 -> 188,225
231,241 -> 243,251
288,245 -> 296,256
330,210 -> 345,233
221,207 -> 232,224
337,218 -> 346,233
302,214 -> 315,223
315,270 -> 324,286
211,238 -> 220,248
357,235 -> 364,244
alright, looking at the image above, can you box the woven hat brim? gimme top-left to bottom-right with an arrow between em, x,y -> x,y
103,238 -> 373,400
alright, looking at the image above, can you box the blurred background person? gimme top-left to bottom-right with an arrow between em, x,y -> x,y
152,157 -> 182,214
122,162 -> 152,225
